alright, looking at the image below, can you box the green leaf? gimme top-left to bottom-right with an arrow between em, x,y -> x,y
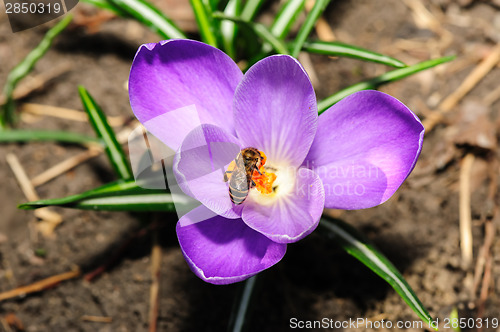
318,55 -> 455,113
107,0 -> 186,39
271,0 -> 305,39
78,86 -> 133,180
260,0 -> 304,54
18,179 -> 182,212
208,0 -> 221,11
228,276 -> 258,332
1,15 -> 72,128
449,307 -> 460,332
220,0 -> 241,59
303,40 -> 406,68
291,0 -> 330,58
190,0 -> 219,47
0,129 -> 101,145
320,217 -> 436,329
80,0 -> 129,16
240,0 -> 264,21
52,193 -> 178,211
213,13 -> 289,55
28,179 -> 152,204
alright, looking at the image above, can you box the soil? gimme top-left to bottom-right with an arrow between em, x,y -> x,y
1,0 -> 500,331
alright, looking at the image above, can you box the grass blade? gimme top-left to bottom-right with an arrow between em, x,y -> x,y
21,179 -> 149,206
291,0 -> 330,58
46,193 -> 177,211
228,276 -> 258,332
78,86 -> 132,180
1,15 -> 72,128
18,179 -> 180,212
0,130 -> 101,145
240,0 -> 265,21
320,217 -> 436,329
221,0 -> 241,59
303,40 -> 406,68
213,13 -> 289,55
190,0 -> 219,47
80,0 -> 129,16
260,0 -> 304,54
108,0 -> 186,39
208,0 -> 220,11
318,55 -> 455,113
271,0 -> 305,39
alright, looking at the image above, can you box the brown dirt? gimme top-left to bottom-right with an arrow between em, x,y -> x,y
1,0 -> 499,331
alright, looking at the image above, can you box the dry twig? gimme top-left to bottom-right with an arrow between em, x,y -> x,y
459,153 -> 474,268
423,44 -> 500,132
28,116 -> 136,188
0,64 -> 71,106
20,103 -> 126,127
31,147 -> 102,187
6,153 -> 63,236
0,267 -> 81,302
148,231 -> 162,332
81,315 -> 113,323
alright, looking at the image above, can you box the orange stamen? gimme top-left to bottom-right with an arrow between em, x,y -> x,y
259,151 -> 267,166
252,150 -> 276,194
224,150 -> 277,195
252,166 -> 277,195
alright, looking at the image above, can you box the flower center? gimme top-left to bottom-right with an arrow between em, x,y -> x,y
224,149 -> 277,195
224,148 -> 298,206
252,156 -> 277,195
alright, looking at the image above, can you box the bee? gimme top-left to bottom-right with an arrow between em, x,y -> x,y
223,147 -> 264,205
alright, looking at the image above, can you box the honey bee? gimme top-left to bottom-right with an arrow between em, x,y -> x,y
223,147 -> 264,205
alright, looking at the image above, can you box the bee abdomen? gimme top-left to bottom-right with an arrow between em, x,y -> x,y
229,187 -> 249,205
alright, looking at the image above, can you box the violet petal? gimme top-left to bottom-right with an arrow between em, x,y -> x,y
233,55 -> 317,167
242,167 -> 325,243
305,90 -> 424,209
177,205 -> 287,285
174,124 -> 243,219
129,39 -> 243,150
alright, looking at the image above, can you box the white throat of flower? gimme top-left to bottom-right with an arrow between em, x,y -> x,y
249,163 -> 296,206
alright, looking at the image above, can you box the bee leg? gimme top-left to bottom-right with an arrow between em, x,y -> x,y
223,171 -> 232,182
251,180 -> 256,187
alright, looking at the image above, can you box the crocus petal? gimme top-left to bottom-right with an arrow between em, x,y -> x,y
233,55 -> 317,167
242,168 -> 325,243
174,124 -> 243,219
305,90 -> 424,209
129,39 -> 243,150
177,206 -> 287,285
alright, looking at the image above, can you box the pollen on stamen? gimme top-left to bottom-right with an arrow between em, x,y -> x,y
252,166 -> 277,194
224,149 -> 277,195
251,150 -> 276,195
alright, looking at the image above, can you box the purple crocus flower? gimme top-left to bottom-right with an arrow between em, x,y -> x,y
129,39 -> 424,284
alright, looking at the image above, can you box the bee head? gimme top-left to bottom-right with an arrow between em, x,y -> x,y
241,148 -> 267,168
